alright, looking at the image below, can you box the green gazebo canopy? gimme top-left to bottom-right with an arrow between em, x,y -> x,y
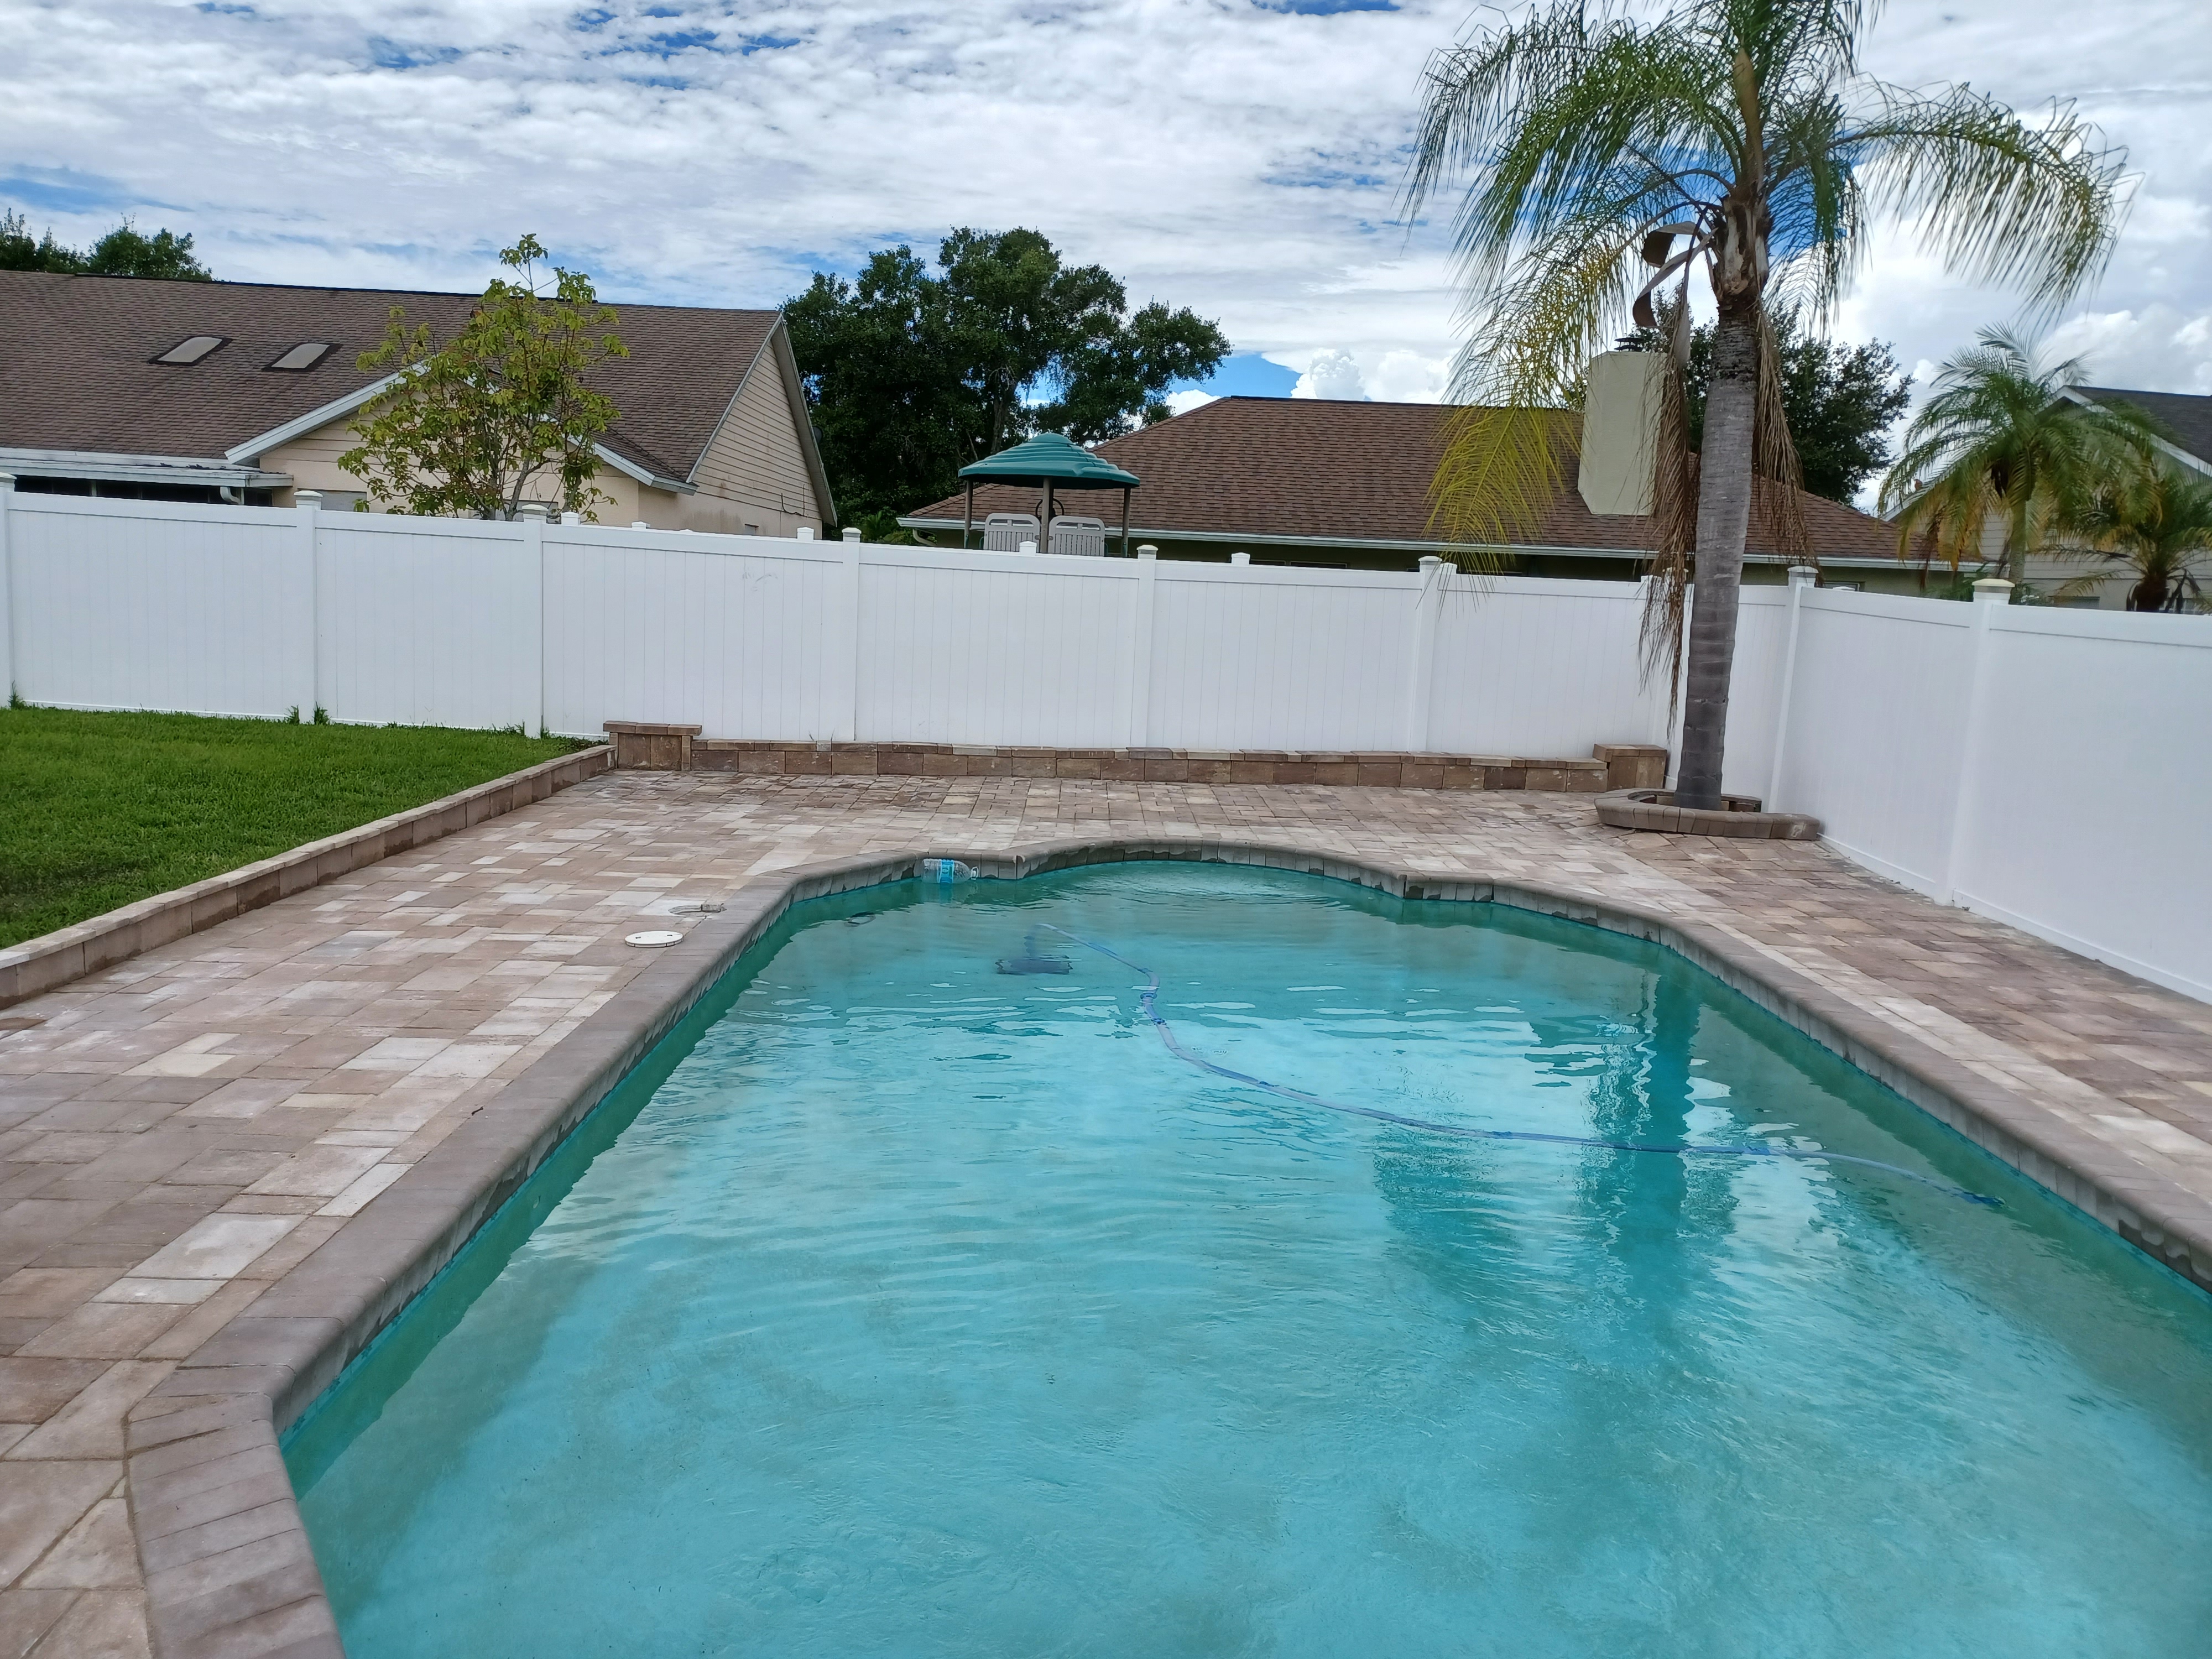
956,432 -> 1141,555
957,431 -> 1141,490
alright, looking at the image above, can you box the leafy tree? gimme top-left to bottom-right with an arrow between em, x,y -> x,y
1879,327 -> 2157,585
341,235 -> 628,520
785,228 -> 1227,523
0,212 -> 210,278
0,211 -> 86,273
1672,310 -> 1909,501
2063,463 -> 2212,613
1404,0 -> 2128,808
784,248 -> 973,525
82,222 -> 211,280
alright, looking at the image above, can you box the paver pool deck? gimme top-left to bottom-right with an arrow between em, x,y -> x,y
3,770 -> 2210,1657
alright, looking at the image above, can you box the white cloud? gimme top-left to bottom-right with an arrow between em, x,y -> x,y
1291,349 -> 1368,400
2043,307 -> 2212,394
1161,387 -> 1218,416
1365,349 -> 1449,404
0,0 -> 2205,409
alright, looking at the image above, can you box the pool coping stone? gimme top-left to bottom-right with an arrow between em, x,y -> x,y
127,834 -> 2212,1658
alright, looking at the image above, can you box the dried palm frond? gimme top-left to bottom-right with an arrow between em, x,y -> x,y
1639,293 -> 1699,702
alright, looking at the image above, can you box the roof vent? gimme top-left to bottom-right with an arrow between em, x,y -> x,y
267,341 -> 337,372
153,335 -> 226,366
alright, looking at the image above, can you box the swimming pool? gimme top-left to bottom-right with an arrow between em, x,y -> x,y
285,864 -> 2212,1656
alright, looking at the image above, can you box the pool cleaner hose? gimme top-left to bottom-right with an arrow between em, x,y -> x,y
1034,923 -> 2000,1207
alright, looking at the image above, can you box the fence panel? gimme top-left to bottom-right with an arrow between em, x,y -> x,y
856,548 -> 1136,747
316,514 -> 538,731
1954,607 -> 2212,998
1427,576 -> 1663,758
1148,564 -> 1413,750
544,529 -> 845,740
1774,591 -> 1975,893
7,495 -> 303,719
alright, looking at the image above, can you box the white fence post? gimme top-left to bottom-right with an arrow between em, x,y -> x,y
1124,546 -> 1159,747
519,504 -> 549,736
295,491 -> 321,722
1939,578 -> 2012,903
0,472 -> 14,703
1405,555 -> 1448,751
1764,564 -> 1818,809
833,528 -> 863,740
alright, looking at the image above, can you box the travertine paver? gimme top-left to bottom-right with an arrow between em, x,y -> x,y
3,770 -> 2211,1655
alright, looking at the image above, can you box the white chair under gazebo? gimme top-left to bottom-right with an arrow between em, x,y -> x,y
1045,515 -> 1107,557
980,513 -> 1041,552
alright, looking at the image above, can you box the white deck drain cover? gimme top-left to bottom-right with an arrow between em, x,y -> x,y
625,930 -> 684,948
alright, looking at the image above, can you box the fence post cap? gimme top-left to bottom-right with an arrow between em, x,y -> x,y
561,511 -> 581,526
1971,577 -> 2014,602
1418,554 -> 1443,573
796,525 -> 814,540
842,526 -> 862,544
518,502 -> 550,522
1787,564 -> 1819,588
295,489 -> 322,508
1230,550 -> 1250,565
0,471 -> 15,490
1136,544 -> 1158,561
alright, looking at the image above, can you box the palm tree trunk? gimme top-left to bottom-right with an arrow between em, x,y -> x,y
1674,304 -> 1759,810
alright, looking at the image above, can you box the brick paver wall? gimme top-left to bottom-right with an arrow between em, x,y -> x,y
2,772 -> 2209,1656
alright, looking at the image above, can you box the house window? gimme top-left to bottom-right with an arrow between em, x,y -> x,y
266,342 -> 338,372
153,335 -> 226,365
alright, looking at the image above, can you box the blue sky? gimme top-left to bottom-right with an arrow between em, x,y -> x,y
4,0 -> 2208,405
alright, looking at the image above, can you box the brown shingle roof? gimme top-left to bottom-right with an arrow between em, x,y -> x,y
0,270 -> 781,483
2079,387 -> 2212,468
905,395 -> 1900,561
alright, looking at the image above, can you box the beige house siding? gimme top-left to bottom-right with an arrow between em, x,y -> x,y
263,420 -> 685,526
259,335 -> 821,536
681,346 -> 823,536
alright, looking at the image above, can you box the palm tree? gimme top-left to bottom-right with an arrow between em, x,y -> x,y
1879,328 -> 2158,586
2064,465 -> 2212,613
1404,0 -> 2130,809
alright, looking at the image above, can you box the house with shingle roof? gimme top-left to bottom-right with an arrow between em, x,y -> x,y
900,393 -> 1913,587
2069,387 -> 2212,477
0,270 -> 834,533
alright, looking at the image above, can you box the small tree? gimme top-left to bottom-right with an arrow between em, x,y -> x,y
2065,465 -> 2212,613
341,236 -> 628,520
1879,327 -> 2156,585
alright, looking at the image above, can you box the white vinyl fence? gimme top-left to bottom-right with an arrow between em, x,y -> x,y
2,488 -> 2208,1001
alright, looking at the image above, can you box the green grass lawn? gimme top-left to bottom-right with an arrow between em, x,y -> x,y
0,706 -> 585,950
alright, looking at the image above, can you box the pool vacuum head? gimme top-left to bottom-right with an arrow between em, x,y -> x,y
996,930 -> 1073,975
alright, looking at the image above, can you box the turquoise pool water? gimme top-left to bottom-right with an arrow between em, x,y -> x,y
286,866 -> 2212,1657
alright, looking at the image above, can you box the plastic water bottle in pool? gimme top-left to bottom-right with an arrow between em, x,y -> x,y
921,858 -> 974,885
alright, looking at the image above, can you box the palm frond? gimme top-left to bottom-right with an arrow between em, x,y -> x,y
1427,215 -> 1644,560
1850,86 -> 2132,316
1640,306 -> 1699,700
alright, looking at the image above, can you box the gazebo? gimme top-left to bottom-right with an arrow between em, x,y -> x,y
956,432 -> 1142,556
